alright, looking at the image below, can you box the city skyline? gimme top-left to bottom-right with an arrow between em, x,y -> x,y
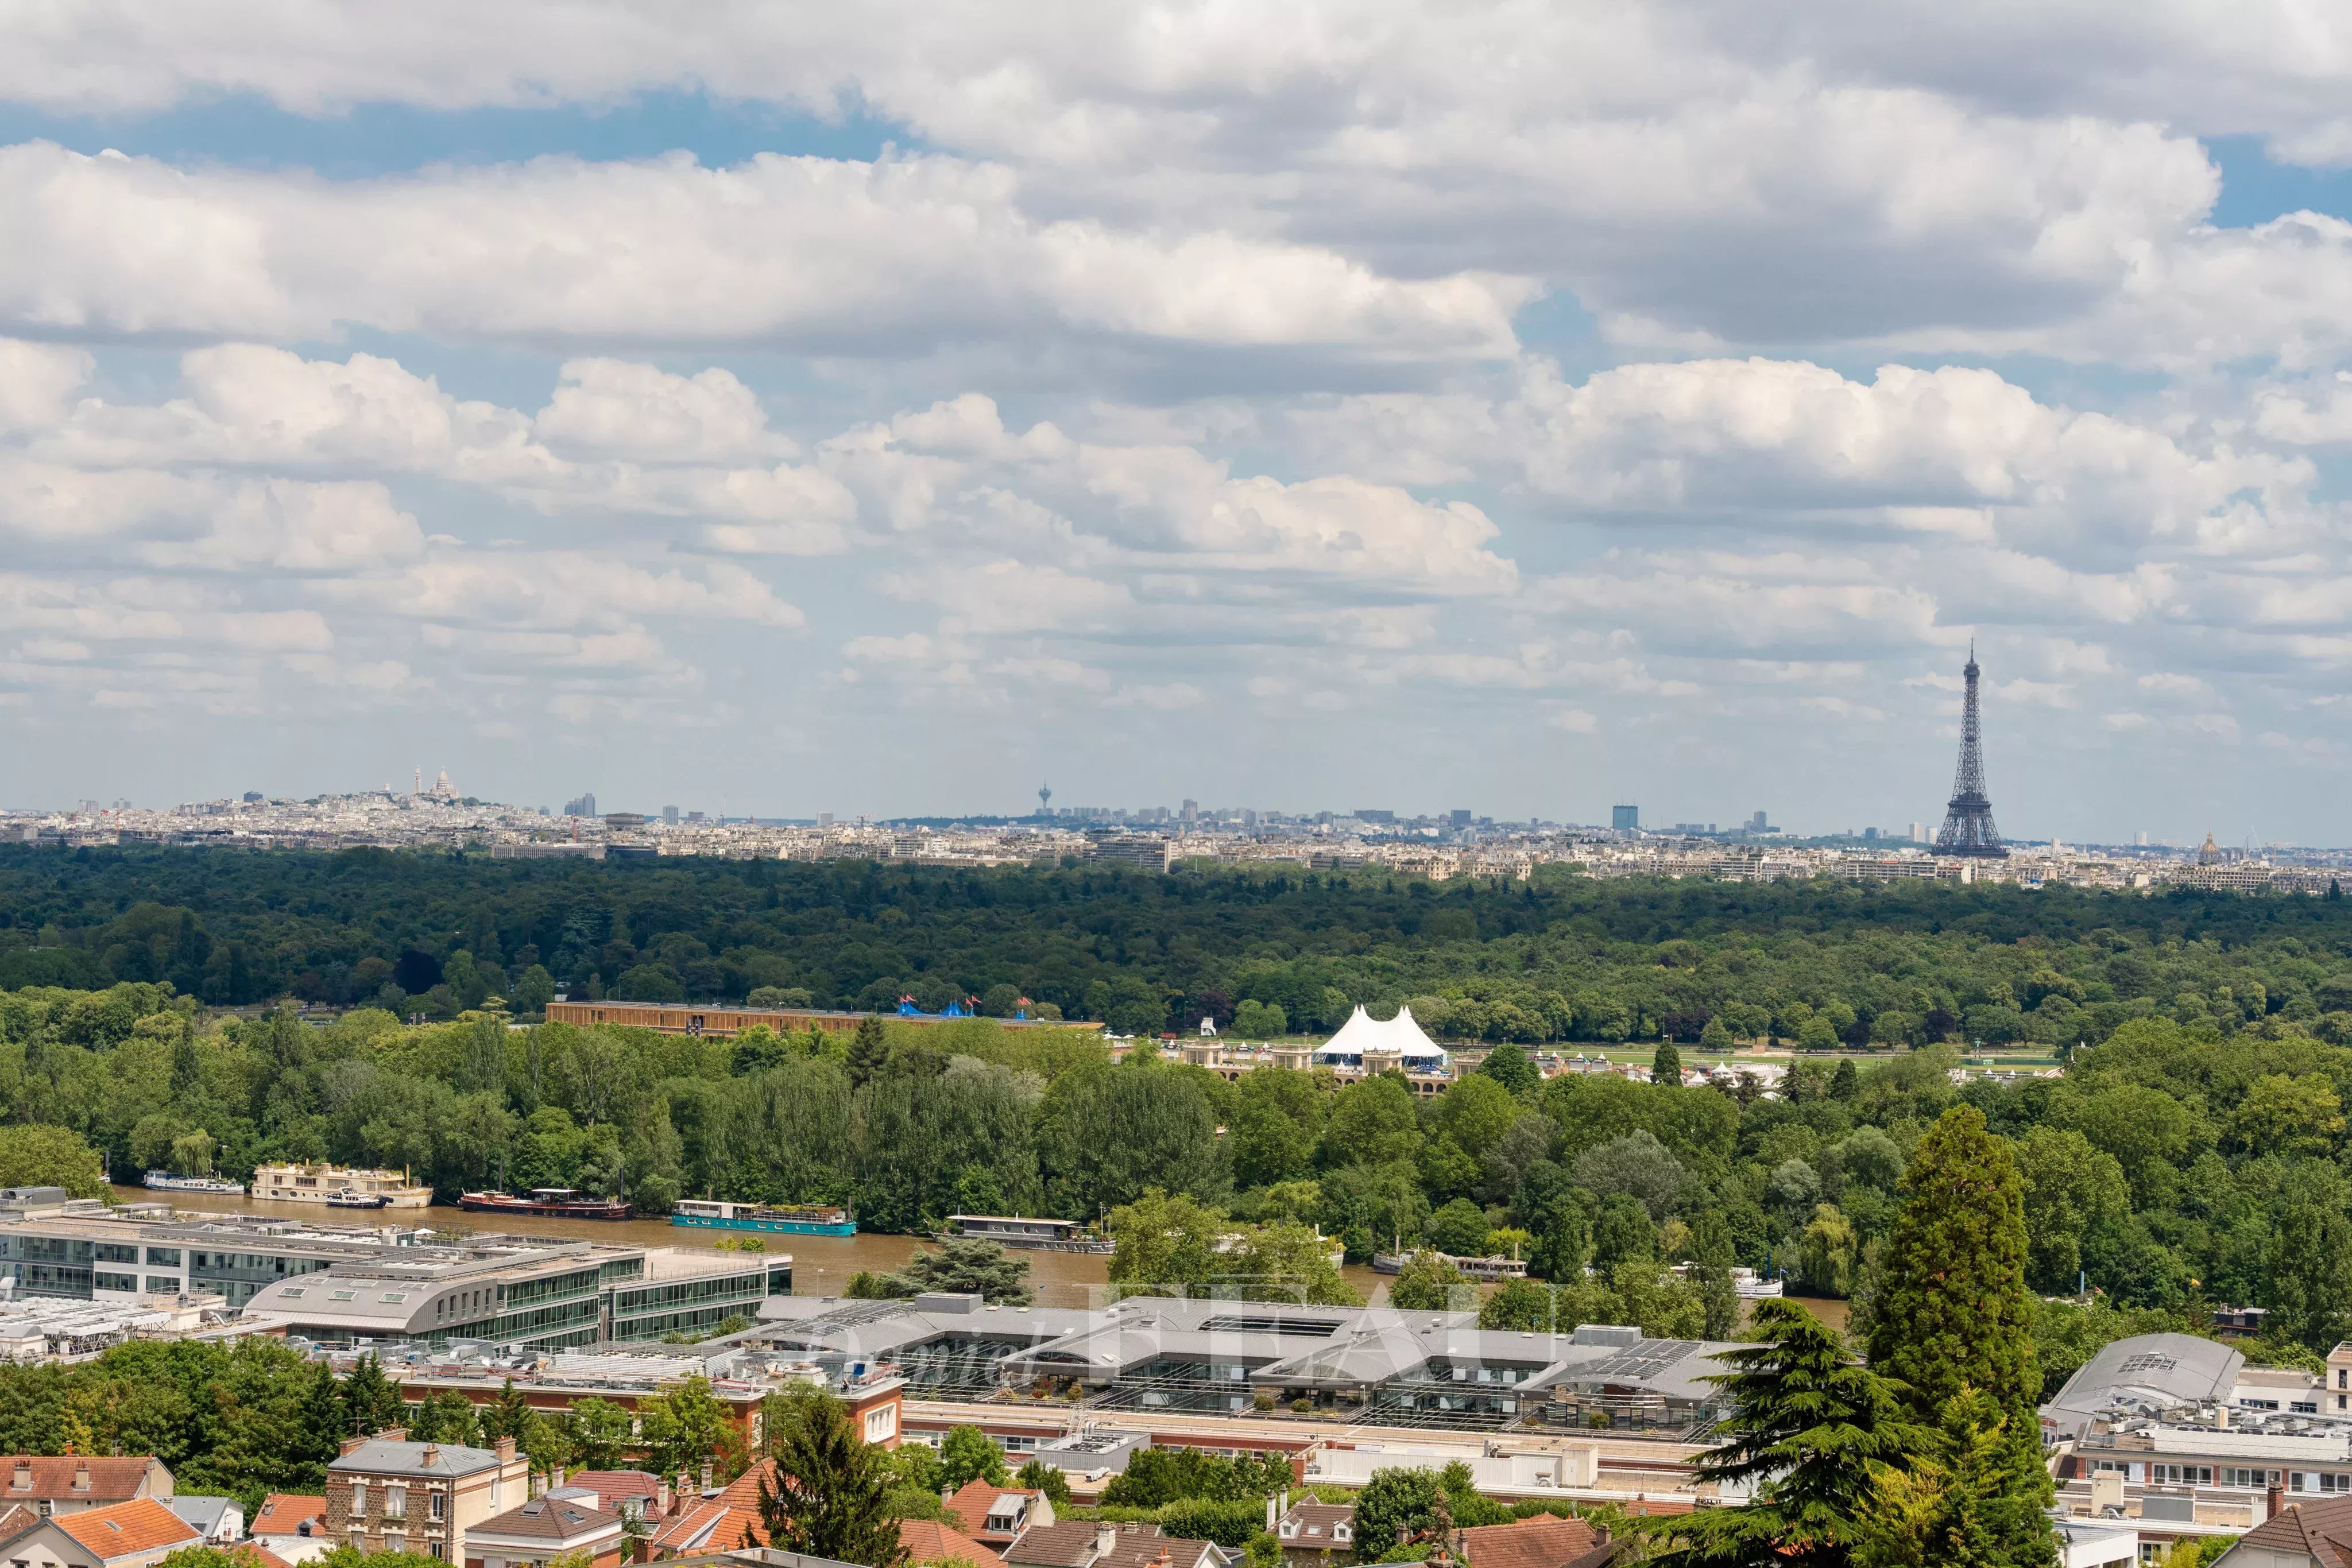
5,11 -> 2352,835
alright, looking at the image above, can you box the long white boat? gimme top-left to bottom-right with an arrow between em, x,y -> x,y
142,1170 -> 246,1195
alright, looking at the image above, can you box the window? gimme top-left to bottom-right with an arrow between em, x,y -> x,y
385,1489 -> 406,1521
428,1493 -> 445,1522
331,1291 -> 357,1301
146,1277 -> 179,1294
94,1271 -> 137,1292
380,1294 -> 408,1304
95,1244 -> 137,1264
146,1248 -> 181,1267
284,1288 -> 305,1299
2295,1401 -> 2320,1414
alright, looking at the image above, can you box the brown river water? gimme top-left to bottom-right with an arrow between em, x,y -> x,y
113,1186 -> 1386,1308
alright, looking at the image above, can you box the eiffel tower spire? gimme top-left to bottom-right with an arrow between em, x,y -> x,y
1934,640 -> 2007,858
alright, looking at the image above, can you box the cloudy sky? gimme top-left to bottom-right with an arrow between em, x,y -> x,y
6,3 -> 2352,840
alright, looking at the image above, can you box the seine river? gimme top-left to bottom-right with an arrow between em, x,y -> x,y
111,1186 -> 1382,1308
109,1188 -> 1840,1325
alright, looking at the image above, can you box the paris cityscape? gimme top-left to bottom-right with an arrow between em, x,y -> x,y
6,6 -> 2352,1568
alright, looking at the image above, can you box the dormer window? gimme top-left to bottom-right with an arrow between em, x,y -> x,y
71,1466 -> 88,1492
10,1464 -> 27,1491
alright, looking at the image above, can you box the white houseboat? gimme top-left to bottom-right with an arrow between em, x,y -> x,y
250,1163 -> 433,1209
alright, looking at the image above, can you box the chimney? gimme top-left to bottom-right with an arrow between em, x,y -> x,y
72,1463 -> 88,1492
656,1477 -> 671,1516
341,1437 -> 369,1458
2270,1484 -> 2287,1521
699,1460 -> 713,1492
381,1427 -> 407,1445
1096,1524 -> 1118,1559
423,1445 -> 440,1469
496,1437 -> 517,1464
552,1467 -> 565,1490
677,1472 -> 693,1506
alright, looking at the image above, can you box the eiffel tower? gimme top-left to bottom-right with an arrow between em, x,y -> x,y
1934,642 -> 2007,858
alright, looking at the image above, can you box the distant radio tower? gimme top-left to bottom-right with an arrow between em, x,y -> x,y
1038,782 -> 1053,817
1933,641 -> 2007,858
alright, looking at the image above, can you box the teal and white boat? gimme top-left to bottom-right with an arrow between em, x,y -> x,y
672,1198 -> 856,1236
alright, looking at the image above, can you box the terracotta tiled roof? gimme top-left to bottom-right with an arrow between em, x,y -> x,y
900,1517 -> 999,1566
0,1504 -> 38,1539
716,1459 -> 777,1513
1456,1515 -> 1614,1568
0,1457 -> 162,1505
226,1543 -> 295,1568
648,1498 -> 753,1559
945,1480 -> 1008,1536
472,1497 -> 622,1543
253,1495 -> 329,1538
255,1495 -> 329,1532
53,1498 -> 203,1561
2233,1497 -> 2352,1568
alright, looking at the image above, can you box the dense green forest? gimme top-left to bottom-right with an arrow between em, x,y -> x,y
6,846 -> 2352,1048
5,849 -> 2352,1373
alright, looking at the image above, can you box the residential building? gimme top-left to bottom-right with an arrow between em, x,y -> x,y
1081,835 -> 1174,873
463,1491 -> 627,1568
249,1495 -> 330,1565
943,1481 -> 1054,1547
0,1458 -> 175,1517
1003,1520 -> 1225,1568
1270,1500 -> 1352,1563
1455,1513 -> 1617,1568
898,1520 -> 996,1567
326,1435 -> 530,1562
0,1497 -> 201,1568
163,1496 -> 241,1544
545,1473 -> 663,1526
2210,1495 -> 2352,1566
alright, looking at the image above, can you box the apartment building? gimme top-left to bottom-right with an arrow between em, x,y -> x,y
326,1435 -> 529,1562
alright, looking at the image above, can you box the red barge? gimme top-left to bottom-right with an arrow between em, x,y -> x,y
457,1186 -> 632,1220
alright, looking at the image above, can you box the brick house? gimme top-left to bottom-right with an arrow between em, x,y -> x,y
326,1434 -> 530,1561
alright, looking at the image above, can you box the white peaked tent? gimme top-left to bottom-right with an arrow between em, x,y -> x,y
1313,1005 -> 1449,1070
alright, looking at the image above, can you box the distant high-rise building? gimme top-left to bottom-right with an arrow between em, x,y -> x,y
1932,642 -> 2007,858
563,792 -> 597,818
2136,831 -> 2149,846
1038,782 -> 1053,817
1612,804 -> 1639,833
663,805 -> 680,825
1748,810 -> 1772,833
1909,822 -> 1928,842
818,812 -> 834,828
1450,809 -> 1472,827
242,791 -> 264,803
1356,808 -> 1396,824
1181,798 -> 1198,823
